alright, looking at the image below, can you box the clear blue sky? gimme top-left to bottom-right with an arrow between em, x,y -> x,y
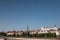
0,0 -> 60,31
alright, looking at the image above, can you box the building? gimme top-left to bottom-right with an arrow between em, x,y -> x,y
6,31 -> 23,36
37,27 -> 49,34
57,30 -> 60,36
37,27 -> 59,36
6,27 -> 60,36
30,30 -> 37,35
6,31 -> 15,36
16,31 -> 23,36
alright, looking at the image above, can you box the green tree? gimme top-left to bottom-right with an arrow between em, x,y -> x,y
0,32 -> 7,37
58,28 -> 60,30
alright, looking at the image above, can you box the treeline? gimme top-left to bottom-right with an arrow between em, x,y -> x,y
0,32 -> 7,37
0,32 -> 56,38
22,32 -> 56,38
29,33 -> 56,38
7,33 -> 56,38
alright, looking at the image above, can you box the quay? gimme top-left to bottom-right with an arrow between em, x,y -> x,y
0,37 -> 60,40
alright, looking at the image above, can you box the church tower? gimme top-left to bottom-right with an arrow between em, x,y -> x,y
27,25 -> 29,30
26,25 -> 29,31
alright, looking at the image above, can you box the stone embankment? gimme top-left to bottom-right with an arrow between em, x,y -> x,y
8,38 -> 60,40
0,37 -> 60,40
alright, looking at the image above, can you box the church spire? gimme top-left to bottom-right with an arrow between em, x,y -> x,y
54,25 -> 56,27
27,25 -> 29,30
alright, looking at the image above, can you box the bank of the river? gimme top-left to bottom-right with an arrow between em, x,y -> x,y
7,37 -> 60,40
3,37 -> 60,40
0,37 -> 60,40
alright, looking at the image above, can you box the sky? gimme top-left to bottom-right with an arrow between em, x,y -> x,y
0,0 -> 60,31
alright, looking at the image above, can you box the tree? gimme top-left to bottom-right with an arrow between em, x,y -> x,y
58,28 -> 60,30
0,32 -> 7,37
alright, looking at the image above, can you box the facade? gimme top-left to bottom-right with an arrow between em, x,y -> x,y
57,30 -> 60,36
37,27 -> 49,34
30,30 -> 37,35
16,31 -> 23,36
6,27 -> 60,36
6,31 -> 23,36
6,31 -> 14,36
29,27 -> 60,36
37,27 -> 59,35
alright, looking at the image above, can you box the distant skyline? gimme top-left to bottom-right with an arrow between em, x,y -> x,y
0,0 -> 60,31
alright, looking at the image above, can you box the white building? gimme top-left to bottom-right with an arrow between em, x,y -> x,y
38,27 -> 49,34
30,30 -> 37,35
6,31 -> 14,36
6,31 -> 23,36
16,31 -> 23,36
37,27 -> 59,36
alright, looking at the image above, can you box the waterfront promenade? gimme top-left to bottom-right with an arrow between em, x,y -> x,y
0,37 -> 60,40
0,37 -> 59,40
